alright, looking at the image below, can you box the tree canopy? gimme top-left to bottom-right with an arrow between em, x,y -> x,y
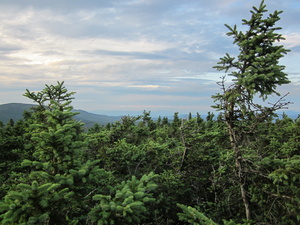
1,1 -> 299,224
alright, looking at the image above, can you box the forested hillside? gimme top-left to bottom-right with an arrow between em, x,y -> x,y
0,1 -> 299,224
0,103 -> 121,127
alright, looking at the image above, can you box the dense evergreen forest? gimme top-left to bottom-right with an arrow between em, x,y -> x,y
0,1 -> 299,224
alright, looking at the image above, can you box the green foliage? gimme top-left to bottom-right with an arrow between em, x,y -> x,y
222,219 -> 253,225
0,180 -> 75,224
213,0 -> 289,101
212,0 -> 291,222
0,82 -> 113,224
248,116 -> 300,224
0,119 -> 30,199
0,80 -> 299,224
177,204 -> 218,225
89,172 -> 158,224
24,81 -> 75,108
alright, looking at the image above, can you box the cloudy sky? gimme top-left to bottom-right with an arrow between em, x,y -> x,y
0,0 -> 299,116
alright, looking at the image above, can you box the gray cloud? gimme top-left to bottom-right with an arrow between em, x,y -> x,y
0,0 -> 120,11
0,0 -> 299,115
91,49 -> 168,60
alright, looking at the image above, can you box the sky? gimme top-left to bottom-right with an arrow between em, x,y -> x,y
0,0 -> 299,117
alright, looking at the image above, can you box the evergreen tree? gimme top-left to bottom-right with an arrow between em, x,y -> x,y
177,204 -> 217,225
0,82 -> 112,224
212,0 -> 290,222
89,172 -> 158,224
188,112 -> 192,121
255,116 -> 300,224
0,119 -> 28,199
161,116 -> 169,126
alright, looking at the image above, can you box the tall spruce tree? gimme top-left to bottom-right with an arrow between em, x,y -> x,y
212,0 -> 290,221
0,82 -> 111,224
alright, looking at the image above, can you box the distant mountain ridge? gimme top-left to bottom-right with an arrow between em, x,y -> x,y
0,103 -> 122,127
0,103 -> 298,127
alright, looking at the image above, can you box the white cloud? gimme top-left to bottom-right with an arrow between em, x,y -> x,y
283,33 -> 300,48
0,0 -> 299,115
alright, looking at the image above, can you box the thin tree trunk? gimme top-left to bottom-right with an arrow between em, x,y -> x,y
236,154 -> 251,221
227,121 -> 252,221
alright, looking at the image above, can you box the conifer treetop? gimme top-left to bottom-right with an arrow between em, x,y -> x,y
23,81 -> 75,107
213,0 -> 290,101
